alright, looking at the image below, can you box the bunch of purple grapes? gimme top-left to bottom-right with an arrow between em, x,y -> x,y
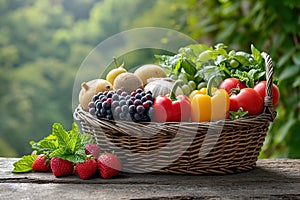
88,88 -> 154,122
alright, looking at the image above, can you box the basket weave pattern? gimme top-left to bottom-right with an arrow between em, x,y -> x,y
74,52 -> 276,175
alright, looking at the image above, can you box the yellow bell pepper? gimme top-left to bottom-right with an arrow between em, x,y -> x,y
189,77 -> 230,122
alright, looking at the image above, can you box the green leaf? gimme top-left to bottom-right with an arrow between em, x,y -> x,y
198,65 -> 224,82
293,76 -> 300,87
229,107 -> 248,120
214,55 -> 228,65
233,51 -> 252,66
279,65 -> 300,81
48,122 -> 91,163
248,69 -> 265,82
52,123 -> 70,148
174,56 -> 183,74
292,51 -> 300,65
232,69 -> 254,88
277,47 -> 296,68
182,59 -> 196,75
12,154 -> 37,173
251,44 -> 263,65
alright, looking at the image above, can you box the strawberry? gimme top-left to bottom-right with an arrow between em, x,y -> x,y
32,154 -> 50,172
50,157 -> 74,177
75,158 -> 98,180
97,153 -> 121,179
85,143 -> 101,159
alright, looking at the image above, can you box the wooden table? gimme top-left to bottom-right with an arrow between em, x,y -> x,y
0,158 -> 299,200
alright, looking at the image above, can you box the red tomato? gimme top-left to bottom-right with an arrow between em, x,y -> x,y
230,88 -> 263,116
218,78 -> 246,94
253,81 -> 280,106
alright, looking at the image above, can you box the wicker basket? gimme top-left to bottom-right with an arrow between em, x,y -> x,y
74,52 -> 277,175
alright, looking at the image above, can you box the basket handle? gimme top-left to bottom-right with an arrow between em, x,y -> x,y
261,52 -> 276,120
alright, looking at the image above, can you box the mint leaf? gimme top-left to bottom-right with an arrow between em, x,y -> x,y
52,123 -> 70,149
30,133 -> 58,155
49,122 -> 90,163
12,154 -> 37,173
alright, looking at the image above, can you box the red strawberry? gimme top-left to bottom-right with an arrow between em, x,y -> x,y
97,153 -> 121,179
50,157 -> 74,177
85,143 -> 101,159
75,158 -> 98,180
32,154 -> 50,172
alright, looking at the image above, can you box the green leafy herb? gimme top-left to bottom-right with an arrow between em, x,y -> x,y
12,154 -> 37,173
49,123 -> 93,163
156,42 -> 267,93
13,122 -> 94,173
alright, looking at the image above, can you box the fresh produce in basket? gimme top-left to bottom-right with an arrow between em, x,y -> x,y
79,79 -> 113,111
229,87 -> 263,116
144,78 -> 183,98
113,72 -> 143,93
156,43 -> 267,94
254,81 -> 280,106
189,76 -> 230,122
88,88 -> 154,122
106,58 -> 127,85
134,64 -> 167,86
218,78 -> 246,94
153,80 -> 191,122
155,43 -> 280,120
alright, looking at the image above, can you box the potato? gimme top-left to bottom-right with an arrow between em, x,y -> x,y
134,64 -> 166,86
113,72 -> 143,93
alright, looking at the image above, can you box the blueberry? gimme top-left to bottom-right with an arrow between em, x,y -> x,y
141,96 -> 147,103
135,93 -> 142,99
107,91 -> 114,98
92,95 -> 99,102
135,88 -> 143,93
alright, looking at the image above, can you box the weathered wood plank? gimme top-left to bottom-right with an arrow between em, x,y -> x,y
0,158 -> 299,199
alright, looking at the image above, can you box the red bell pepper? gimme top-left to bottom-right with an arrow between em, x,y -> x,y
153,80 -> 191,122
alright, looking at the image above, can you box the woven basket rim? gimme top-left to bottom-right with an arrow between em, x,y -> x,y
74,104 -> 276,127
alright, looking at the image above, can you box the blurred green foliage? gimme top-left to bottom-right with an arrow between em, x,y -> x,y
0,0 -> 299,158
